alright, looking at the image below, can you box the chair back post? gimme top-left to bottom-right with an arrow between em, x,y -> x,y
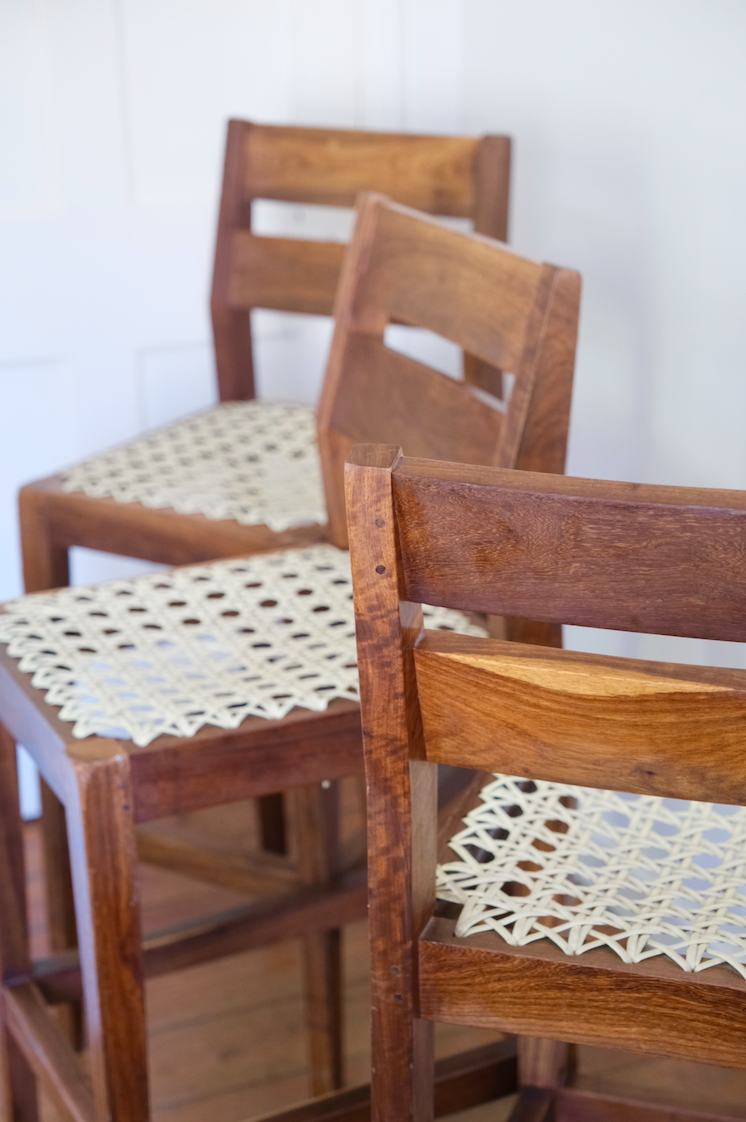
211,119 -> 256,402
346,443 -> 435,1122
464,134 -> 512,397
210,121 -> 512,405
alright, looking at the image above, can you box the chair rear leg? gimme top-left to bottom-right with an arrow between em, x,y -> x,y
287,781 -> 344,1095
0,725 -> 39,1122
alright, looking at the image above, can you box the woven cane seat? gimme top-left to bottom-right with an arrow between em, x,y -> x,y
0,545 -> 487,748
437,774 -> 746,981
60,400 -> 327,533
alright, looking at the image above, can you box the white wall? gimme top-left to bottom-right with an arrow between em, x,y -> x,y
2,1 -> 746,812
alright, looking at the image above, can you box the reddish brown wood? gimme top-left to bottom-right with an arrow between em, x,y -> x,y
505,1087 -> 554,1122
414,633 -> 746,804
247,1039 -> 517,1122
33,866 -> 368,1002
2,192 -> 583,1120
0,724 -> 38,1122
345,446 -> 435,1122
348,447 -> 746,1120
288,781 -> 344,1094
391,459 -> 746,642
2,984 -> 95,1122
211,118 -> 256,402
319,196 -> 580,549
23,121 -> 512,593
554,1088 -> 746,1122
64,744 -> 147,1122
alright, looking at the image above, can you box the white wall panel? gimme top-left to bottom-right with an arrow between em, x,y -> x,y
0,0 -> 59,218
117,0 -> 294,207
402,0 -> 463,132
137,341 -> 217,429
290,0 -> 358,127
358,0 -> 404,130
0,358 -> 75,600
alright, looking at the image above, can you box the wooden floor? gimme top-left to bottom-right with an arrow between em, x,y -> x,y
8,812 -> 746,1122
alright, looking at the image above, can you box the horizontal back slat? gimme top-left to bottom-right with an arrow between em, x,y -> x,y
393,458 -> 746,642
329,337 -> 503,466
353,203 -> 542,372
415,633 -> 746,804
243,126 -> 480,214
228,231 -> 344,315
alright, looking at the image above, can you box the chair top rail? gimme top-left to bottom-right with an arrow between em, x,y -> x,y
388,454 -> 746,643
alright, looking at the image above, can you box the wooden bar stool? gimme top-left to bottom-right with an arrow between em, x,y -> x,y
347,444 -> 746,1122
17,121 -> 513,1035
0,196 -> 580,1122
20,122 -> 512,595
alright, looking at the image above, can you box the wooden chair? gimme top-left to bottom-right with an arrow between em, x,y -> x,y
18,121 -> 512,1025
347,444 -> 746,1122
20,121 -> 511,597
0,196 -> 580,1122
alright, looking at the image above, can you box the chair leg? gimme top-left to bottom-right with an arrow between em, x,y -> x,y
507,1038 -> 573,1122
287,781 -> 344,1095
39,781 -> 83,1049
518,1037 -> 571,1090
65,745 -> 148,1122
0,724 -> 39,1122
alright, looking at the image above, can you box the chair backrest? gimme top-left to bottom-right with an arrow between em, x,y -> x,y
210,120 -> 511,401
346,446 -> 746,1119
318,194 -> 581,549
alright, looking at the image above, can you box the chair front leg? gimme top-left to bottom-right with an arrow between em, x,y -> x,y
65,743 -> 148,1122
0,724 -> 38,1122
287,780 -> 344,1095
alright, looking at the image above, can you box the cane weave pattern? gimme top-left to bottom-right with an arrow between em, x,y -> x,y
0,546 -> 486,748
60,401 -> 326,533
437,775 -> 746,979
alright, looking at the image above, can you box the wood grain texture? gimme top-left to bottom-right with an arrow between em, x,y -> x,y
349,202 -> 542,374
418,917 -> 746,1070
348,448 -> 746,1117
392,458 -> 746,641
345,446 -> 436,1122
415,633 -> 746,802
65,747 -> 148,1122
136,822 -> 299,896
554,1087 -> 746,1122
517,1038 -> 570,1091
33,867 -> 368,1003
2,985 -> 95,1122
288,781 -> 344,1094
20,476 -> 327,584
319,198 -> 580,550
248,1039 -> 517,1122
240,126 -> 483,214
0,725 -> 39,1122
228,233 -> 344,316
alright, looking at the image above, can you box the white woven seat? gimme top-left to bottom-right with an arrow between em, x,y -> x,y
0,544 -> 487,748
59,400 -> 327,533
437,774 -> 746,981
